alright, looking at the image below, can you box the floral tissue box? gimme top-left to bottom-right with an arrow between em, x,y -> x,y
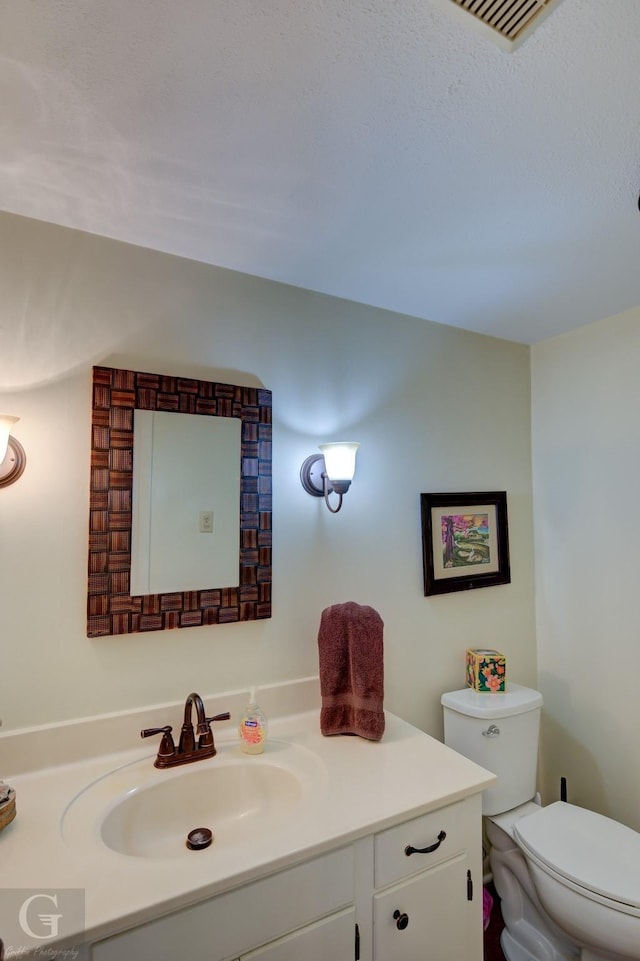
466,648 -> 506,693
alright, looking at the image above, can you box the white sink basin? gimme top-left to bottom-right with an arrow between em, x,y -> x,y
61,740 -> 326,860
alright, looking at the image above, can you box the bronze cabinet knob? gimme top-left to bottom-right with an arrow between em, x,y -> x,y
393,910 -> 409,930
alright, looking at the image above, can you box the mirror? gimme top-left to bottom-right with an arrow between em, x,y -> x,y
131,409 -> 241,595
87,366 -> 272,637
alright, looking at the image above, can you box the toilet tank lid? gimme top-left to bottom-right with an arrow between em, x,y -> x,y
441,683 -> 543,718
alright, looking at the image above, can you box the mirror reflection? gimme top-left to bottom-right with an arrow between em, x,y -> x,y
131,410 -> 241,595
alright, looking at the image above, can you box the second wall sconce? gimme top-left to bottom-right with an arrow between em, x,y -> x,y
0,415 -> 26,489
300,442 -> 359,514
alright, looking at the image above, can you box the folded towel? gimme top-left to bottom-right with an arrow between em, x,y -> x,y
318,601 -> 385,741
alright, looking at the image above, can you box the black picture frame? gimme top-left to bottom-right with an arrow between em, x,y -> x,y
420,491 -> 510,596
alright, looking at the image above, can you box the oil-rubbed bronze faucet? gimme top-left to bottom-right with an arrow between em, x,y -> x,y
141,693 -> 230,768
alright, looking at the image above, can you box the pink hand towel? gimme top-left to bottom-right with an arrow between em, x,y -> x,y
318,601 -> 385,741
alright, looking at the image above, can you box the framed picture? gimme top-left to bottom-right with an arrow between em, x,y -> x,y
420,491 -> 510,596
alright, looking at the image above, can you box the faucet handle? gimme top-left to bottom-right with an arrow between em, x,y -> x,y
208,711 -> 231,724
198,711 -> 231,749
141,725 -> 176,761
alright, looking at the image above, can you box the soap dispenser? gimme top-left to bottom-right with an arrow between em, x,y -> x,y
239,688 -> 267,755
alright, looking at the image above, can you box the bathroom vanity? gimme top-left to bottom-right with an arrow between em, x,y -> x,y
0,679 -> 494,960
90,794 -> 480,961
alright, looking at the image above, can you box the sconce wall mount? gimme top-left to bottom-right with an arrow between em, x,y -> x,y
300,441 -> 359,514
0,416 -> 26,489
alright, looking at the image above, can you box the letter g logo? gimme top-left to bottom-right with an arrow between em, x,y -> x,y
19,892 -> 63,940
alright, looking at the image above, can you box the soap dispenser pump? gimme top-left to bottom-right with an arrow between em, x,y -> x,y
239,688 -> 267,755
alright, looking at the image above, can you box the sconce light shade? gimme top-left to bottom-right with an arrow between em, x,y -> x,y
300,441 -> 359,513
318,442 -> 359,491
0,415 -> 18,461
0,415 -> 26,488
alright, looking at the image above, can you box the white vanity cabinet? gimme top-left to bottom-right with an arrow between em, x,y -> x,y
90,795 -> 482,961
91,847 -> 356,961
371,795 -> 481,961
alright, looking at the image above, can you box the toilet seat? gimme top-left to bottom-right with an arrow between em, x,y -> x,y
514,801 -> 640,915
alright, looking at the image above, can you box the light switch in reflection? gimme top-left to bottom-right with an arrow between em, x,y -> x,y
199,511 -> 214,533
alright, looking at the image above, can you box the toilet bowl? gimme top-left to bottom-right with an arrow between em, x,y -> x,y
441,685 -> 640,961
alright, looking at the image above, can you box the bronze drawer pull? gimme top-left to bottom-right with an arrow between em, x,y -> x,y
404,829 -> 446,857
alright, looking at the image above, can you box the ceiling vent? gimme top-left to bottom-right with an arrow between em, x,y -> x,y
448,0 -> 565,51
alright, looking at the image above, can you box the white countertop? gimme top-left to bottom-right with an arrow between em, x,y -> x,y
1,703 -> 495,949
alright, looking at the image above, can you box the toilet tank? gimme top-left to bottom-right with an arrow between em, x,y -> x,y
441,684 -> 543,816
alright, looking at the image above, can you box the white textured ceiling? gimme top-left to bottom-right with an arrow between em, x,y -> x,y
2,0 -> 640,344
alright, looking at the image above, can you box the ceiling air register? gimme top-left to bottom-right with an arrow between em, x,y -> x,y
448,0 -> 565,50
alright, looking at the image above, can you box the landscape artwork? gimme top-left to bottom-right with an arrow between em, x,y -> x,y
421,492 -> 511,596
441,512 -> 491,569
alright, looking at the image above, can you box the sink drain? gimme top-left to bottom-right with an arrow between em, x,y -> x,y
186,827 -> 213,850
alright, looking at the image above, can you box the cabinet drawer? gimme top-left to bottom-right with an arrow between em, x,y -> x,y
242,907 -> 355,960
374,796 -> 478,889
92,845 -> 354,961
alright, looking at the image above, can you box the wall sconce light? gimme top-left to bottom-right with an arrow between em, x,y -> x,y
0,415 -> 26,489
300,442 -> 359,514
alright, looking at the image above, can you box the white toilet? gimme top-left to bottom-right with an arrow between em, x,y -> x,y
441,684 -> 640,961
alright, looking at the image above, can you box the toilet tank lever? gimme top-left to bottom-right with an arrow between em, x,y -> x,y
482,724 -> 500,737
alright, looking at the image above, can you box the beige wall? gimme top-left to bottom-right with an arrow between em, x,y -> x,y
532,307 -> 640,830
0,211 -> 536,735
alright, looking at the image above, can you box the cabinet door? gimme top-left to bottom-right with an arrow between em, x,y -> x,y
91,846 -> 354,961
373,855 -> 471,961
242,907 -> 355,961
